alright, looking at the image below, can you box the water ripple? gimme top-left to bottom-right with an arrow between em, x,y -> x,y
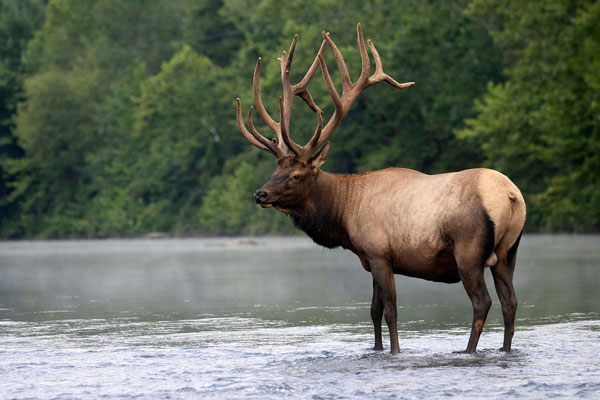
3,316 -> 598,399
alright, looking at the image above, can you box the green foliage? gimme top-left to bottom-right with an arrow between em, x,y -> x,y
1,0 -> 597,237
8,66 -> 105,237
199,160 -> 291,234
0,0 -> 45,237
125,45 -> 227,234
183,0 -> 242,66
4,0 -> 190,237
23,0 -> 187,74
331,0 -> 503,174
460,0 -> 599,231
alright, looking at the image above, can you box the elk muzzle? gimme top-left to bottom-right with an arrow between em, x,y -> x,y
254,189 -> 269,206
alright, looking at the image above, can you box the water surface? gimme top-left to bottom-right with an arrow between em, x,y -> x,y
0,235 -> 599,399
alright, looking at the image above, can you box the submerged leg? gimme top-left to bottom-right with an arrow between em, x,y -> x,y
457,250 -> 492,353
371,279 -> 384,351
491,259 -> 518,352
370,259 -> 399,354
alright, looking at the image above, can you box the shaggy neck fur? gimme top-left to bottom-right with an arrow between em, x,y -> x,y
289,171 -> 353,249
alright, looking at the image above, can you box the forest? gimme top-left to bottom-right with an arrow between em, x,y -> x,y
0,0 -> 598,238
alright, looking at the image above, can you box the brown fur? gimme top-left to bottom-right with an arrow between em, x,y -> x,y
255,164 -> 526,354
239,25 -> 526,354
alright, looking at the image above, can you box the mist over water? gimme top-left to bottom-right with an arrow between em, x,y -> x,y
1,235 -> 599,399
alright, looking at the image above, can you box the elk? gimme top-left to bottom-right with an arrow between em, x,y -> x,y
236,24 -> 526,354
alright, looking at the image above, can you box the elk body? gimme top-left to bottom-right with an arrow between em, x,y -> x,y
236,24 -> 526,354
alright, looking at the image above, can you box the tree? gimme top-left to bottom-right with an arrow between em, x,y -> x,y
199,160 -> 291,234
124,45 -> 236,234
222,0 -> 503,175
459,0 -> 599,231
183,0 -> 242,67
10,66 -> 105,237
0,0 -> 45,237
5,0 -> 592,237
329,0 -> 503,174
6,0 -> 190,237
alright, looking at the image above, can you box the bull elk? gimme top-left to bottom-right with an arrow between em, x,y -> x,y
236,24 -> 526,354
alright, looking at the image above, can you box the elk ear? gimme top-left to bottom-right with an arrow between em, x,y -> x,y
309,141 -> 330,169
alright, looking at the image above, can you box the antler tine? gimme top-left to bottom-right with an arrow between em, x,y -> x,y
299,109 -> 323,161
293,39 -> 326,114
253,58 -> 280,133
236,98 -> 283,157
277,36 -> 300,156
254,56 -> 295,156
306,29 -> 360,156
318,53 -> 343,120
356,23 -> 370,87
367,39 -> 416,89
285,35 -> 297,75
294,53 -> 343,160
247,106 -> 280,155
279,35 -> 297,134
322,31 -> 352,90
297,90 -> 321,114
279,96 -> 302,156
293,40 -> 326,93
306,23 -> 414,155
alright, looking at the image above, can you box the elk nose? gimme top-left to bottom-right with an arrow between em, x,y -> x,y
254,190 -> 268,203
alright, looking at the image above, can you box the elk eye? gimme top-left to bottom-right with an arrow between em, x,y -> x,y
293,174 -> 301,180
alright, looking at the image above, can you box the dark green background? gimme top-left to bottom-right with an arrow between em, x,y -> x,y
1,0 -> 598,238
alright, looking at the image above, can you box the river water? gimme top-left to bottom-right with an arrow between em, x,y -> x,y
0,235 -> 599,399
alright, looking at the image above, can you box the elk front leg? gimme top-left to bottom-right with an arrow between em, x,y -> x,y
371,278 -> 384,351
370,259 -> 399,354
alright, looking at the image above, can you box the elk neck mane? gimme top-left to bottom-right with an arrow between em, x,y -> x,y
288,170 -> 353,250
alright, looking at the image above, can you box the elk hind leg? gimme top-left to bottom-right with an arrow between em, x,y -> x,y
491,233 -> 521,352
456,249 -> 492,353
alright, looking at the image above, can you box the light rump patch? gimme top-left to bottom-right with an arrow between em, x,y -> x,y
477,169 -> 527,260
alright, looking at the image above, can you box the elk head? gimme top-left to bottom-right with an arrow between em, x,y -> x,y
236,24 -> 414,214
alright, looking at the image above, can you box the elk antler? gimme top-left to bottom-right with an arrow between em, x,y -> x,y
236,36 -> 326,159
303,23 -> 415,160
236,23 -> 414,161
